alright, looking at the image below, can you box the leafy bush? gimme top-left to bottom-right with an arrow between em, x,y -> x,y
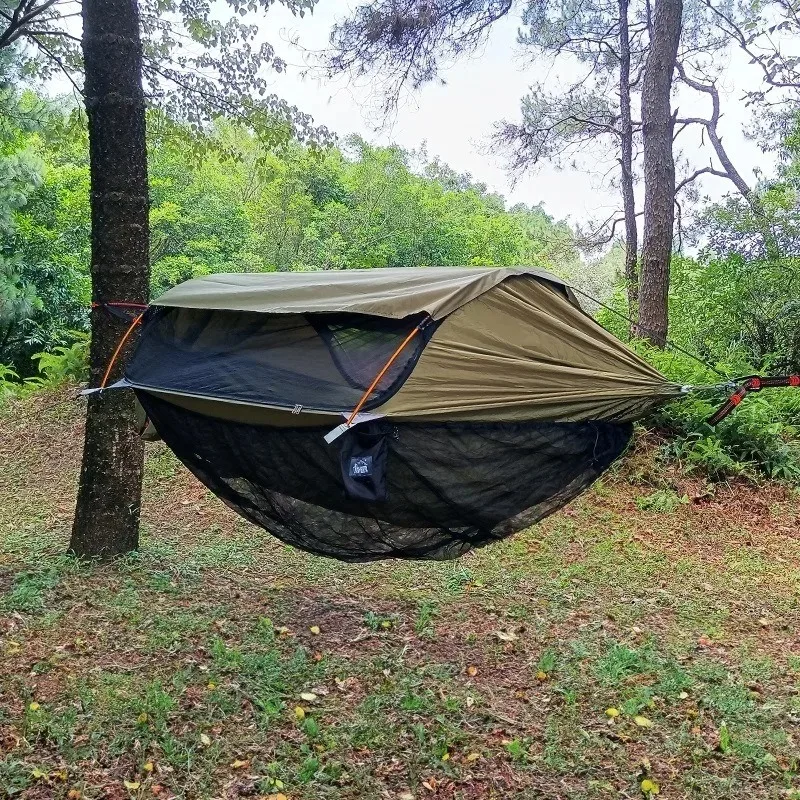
0,363 -> 21,404
596,289 -> 800,484
638,348 -> 800,484
31,331 -> 89,384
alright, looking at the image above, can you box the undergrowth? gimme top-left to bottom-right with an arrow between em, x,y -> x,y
0,332 -> 88,406
593,314 -> 800,484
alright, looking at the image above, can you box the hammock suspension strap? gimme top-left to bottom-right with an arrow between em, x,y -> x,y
707,375 -> 800,426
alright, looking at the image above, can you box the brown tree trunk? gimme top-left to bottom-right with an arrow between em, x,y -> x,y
70,0 -> 150,558
618,0 -> 638,330
639,0 -> 682,347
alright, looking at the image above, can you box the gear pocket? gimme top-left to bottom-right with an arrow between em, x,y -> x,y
340,424 -> 389,502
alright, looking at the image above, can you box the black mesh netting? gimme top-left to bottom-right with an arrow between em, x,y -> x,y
127,307 -> 433,412
138,392 -> 633,562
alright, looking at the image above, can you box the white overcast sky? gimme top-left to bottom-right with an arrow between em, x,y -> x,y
261,1 -> 770,227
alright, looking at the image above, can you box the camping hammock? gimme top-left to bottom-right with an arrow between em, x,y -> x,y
104,267 -> 795,562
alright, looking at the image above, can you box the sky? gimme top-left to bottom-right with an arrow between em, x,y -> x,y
259,1 -> 772,228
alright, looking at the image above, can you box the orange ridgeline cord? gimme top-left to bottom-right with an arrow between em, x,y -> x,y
100,310 -> 146,389
345,318 -> 429,427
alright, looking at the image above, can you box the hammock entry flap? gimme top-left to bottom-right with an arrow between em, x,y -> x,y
126,267 -> 684,562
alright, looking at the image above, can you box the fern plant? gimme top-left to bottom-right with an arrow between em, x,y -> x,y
32,331 -> 89,384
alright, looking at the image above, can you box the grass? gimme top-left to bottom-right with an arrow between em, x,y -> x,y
1,392 -> 800,798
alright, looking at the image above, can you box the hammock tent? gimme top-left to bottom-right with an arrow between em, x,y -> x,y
120,267 -> 686,561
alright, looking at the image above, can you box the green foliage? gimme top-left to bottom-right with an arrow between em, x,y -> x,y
597,170 -> 800,488
637,348 -> 800,484
31,331 -> 89,384
0,363 -> 20,403
2,98 -> 580,380
635,489 -> 689,513
668,252 -> 800,373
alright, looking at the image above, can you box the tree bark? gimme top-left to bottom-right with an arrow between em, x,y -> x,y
70,0 -> 149,558
639,0 -> 682,347
618,0 -> 638,329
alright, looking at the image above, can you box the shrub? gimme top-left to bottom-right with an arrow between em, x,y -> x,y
31,331 -> 89,384
639,348 -> 800,484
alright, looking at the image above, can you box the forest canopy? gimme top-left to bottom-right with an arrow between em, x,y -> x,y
0,91 -> 582,377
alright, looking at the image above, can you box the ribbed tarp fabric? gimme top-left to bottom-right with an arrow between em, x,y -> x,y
151,266 -> 574,320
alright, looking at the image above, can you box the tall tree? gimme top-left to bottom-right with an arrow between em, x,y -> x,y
69,0 -> 150,557
638,0 -> 683,346
1,0 -> 327,557
618,0 -> 639,315
328,0 -> 745,329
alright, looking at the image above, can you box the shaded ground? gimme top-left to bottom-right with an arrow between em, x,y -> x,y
1,388 -> 799,799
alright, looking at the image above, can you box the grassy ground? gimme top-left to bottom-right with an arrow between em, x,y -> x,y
1,389 -> 800,800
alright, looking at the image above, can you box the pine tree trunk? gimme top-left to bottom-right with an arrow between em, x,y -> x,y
70,0 -> 149,558
618,0 -> 638,330
639,0 -> 682,347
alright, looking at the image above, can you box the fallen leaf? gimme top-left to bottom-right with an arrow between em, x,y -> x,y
294,705 -> 306,720
276,626 -> 290,635
53,770 -> 68,781
495,630 -> 518,642
137,712 -> 148,724
465,752 -> 481,762
300,692 -> 317,702
313,651 -> 323,662
466,665 -> 478,677
634,715 -> 654,728
266,794 -> 287,800
143,762 -> 154,773
697,636 -> 712,647
124,780 -> 141,790
441,752 -> 450,761
200,733 -> 211,746
536,670 -> 548,681
309,625 -> 321,635
606,707 -> 620,718
207,682 -> 216,690
28,702 -> 40,711
466,695 -> 474,708
679,691 -> 689,700
380,620 -> 392,629
230,758 -> 249,769
151,787 -> 164,796
641,778 -> 660,795
31,768 -> 47,780
67,791 -> 81,800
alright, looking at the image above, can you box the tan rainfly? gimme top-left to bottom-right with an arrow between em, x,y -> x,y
142,266 -> 683,427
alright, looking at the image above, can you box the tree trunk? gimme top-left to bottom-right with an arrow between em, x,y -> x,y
639,0 -> 682,347
70,0 -> 149,558
618,0 -> 638,330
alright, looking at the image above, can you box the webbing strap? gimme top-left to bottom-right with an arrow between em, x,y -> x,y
707,375 -> 800,425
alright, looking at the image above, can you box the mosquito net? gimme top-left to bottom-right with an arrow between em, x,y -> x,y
137,391 -> 632,561
127,307 -> 434,413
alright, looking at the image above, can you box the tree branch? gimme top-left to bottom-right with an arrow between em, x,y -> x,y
0,0 -> 60,48
674,165 -> 728,194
